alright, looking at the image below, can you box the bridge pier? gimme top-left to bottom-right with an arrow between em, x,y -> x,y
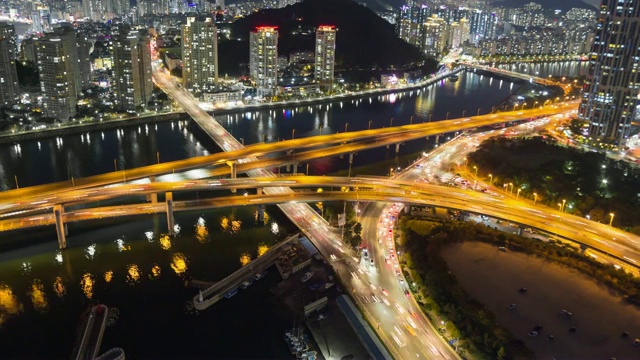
349,153 -> 354,164
395,143 -> 400,153
435,134 -> 440,144
166,192 -> 175,236
54,205 -> 67,250
226,161 -> 237,193
292,163 -> 298,175
147,175 -> 158,203
517,226 -> 524,236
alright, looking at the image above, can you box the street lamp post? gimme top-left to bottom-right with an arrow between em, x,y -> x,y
477,107 -> 481,116
292,129 -> 296,140
533,193 -> 538,205
240,138 -> 244,145
509,183 -> 513,194
446,111 -> 450,120
558,203 -> 562,211
114,159 -> 118,172
429,113 -> 433,122
562,199 -> 566,212
156,151 -> 160,164
462,110 -> 466,117
410,116 -> 414,125
473,165 -> 478,190
390,118 -> 394,127
368,120 -> 372,130
517,188 -> 521,198
344,123 -> 349,133
14,175 -> 19,189
609,213 -> 615,226
488,174 -> 493,186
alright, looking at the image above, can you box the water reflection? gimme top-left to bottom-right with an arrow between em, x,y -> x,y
170,253 -> 188,276
86,244 -> 97,259
257,243 -> 269,257
29,280 -> 48,311
126,264 -> 141,285
239,252 -> 251,266
104,271 -> 113,283
53,277 -> 66,297
159,235 -> 172,250
150,264 -> 161,280
194,217 -> 209,243
80,273 -> 94,299
0,283 -> 21,326
220,215 -> 242,233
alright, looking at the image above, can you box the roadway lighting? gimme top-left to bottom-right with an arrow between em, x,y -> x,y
609,213 -> 615,226
509,183 -> 513,194
446,111 -> 450,120
517,188 -> 521,198
390,118 -> 394,127
477,108 -> 481,116
562,199 -> 566,212
558,203 -> 562,211
602,179 -> 608,185
462,110 -> 466,117
533,193 -> 538,205
410,116 -> 414,125
344,123 -> 349,132
368,120 -> 372,130
473,165 -> 478,177
488,174 -> 493,186
292,129 -> 296,140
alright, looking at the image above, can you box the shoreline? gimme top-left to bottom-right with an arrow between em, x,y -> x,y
0,68 -> 464,145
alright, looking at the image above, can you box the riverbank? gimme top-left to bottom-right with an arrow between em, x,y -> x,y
0,67 -> 464,145
442,241 -> 640,360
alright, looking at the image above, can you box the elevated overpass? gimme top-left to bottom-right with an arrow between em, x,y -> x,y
0,102 -> 578,212
1,176 -> 638,271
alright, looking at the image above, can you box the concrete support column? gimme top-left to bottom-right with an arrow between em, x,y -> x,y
257,188 -> 262,196
226,161 -> 237,193
404,204 -> 410,214
292,163 -> 298,175
147,175 -> 158,203
166,192 -> 175,236
395,143 -> 401,153
53,205 -> 67,250
349,153 -> 354,164
435,134 -> 440,144
258,205 -> 265,222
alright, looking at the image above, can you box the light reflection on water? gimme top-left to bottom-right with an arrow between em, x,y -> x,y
0,207 -> 292,357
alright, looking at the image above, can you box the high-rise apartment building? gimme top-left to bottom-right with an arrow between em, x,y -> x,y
0,22 -> 19,106
314,25 -> 336,91
182,16 -> 218,94
20,37 -> 38,63
112,30 -> 153,112
37,35 -> 77,120
77,33 -> 93,91
422,15 -> 448,57
250,26 -> 278,96
579,0 -> 640,146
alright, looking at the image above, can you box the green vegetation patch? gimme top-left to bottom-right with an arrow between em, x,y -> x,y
468,136 -> 640,230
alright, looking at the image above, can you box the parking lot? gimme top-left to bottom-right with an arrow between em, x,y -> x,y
442,241 -> 640,359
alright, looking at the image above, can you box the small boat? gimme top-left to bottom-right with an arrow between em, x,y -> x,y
301,271 -> 314,283
253,270 -> 267,280
224,288 -> 238,299
240,279 -> 254,289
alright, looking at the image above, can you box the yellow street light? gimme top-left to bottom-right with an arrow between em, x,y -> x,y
609,213 -> 615,226
558,203 -> 562,211
533,193 -> 538,205
517,188 -> 521,198
562,199 -> 566,212
488,174 -> 493,186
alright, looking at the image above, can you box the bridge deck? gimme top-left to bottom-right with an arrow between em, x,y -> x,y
193,233 -> 299,310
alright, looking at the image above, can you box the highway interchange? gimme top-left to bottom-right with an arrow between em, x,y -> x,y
0,64 -> 633,359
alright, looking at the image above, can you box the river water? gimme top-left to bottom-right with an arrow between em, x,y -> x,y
0,70 -> 520,358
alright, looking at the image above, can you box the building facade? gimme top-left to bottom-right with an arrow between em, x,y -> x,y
112,30 -> 153,112
314,25 -> 336,91
579,0 -> 640,146
37,36 -> 77,120
182,16 -> 218,94
250,26 -> 278,96
0,22 -> 19,106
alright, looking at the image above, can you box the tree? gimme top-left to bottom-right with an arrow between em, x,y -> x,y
353,222 -> 362,237
497,346 -> 506,360
588,207 -> 605,223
